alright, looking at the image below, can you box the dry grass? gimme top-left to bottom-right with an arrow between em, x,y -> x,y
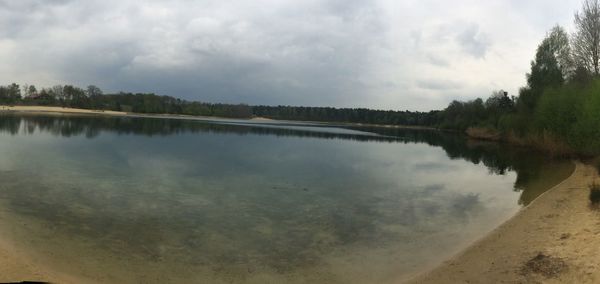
465,127 -> 501,141
504,130 -> 573,156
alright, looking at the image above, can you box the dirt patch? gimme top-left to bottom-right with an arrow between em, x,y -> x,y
559,233 -> 571,240
521,253 -> 567,278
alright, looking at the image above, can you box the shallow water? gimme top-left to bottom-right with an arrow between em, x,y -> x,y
0,114 -> 573,283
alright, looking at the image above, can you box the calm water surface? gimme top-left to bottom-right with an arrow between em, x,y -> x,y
0,114 -> 572,283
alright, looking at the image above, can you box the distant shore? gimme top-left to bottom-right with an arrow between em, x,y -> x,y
0,105 -> 127,116
0,105 -> 269,123
408,162 -> 600,284
0,105 -> 441,131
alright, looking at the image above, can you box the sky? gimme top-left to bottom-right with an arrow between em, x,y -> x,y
0,0 -> 583,111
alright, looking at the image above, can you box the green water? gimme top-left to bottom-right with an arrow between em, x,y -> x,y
0,114 -> 573,283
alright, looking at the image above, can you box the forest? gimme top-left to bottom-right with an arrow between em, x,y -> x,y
0,83 -> 439,125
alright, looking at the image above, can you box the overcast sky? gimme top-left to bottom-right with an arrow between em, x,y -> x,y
0,0 -> 583,111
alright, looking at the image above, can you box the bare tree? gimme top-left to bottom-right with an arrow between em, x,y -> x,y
21,84 -> 29,98
86,85 -> 103,97
52,85 -> 64,99
21,84 -> 37,98
547,26 -> 574,79
572,0 -> 600,75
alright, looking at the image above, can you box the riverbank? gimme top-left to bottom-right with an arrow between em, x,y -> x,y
408,161 -> 600,283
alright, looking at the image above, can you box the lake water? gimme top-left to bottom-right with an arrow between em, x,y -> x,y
0,114 -> 573,283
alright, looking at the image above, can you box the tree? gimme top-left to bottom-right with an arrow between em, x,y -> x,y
63,85 -> 89,108
28,85 -> 37,97
547,26 -> 574,80
528,32 -> 566,89
86,85 -> 103,97
21,84 -> 38,98
486,90 -> 514,112
22,84 -> 29,98
519,26 -> 572,112
7,83 -> 20,102
571,65 -> 593,85
572,0 -> 600,75
50,85 -> 65,105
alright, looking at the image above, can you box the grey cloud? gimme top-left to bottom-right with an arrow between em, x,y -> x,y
417,79 -> 463,91
427,54 -> 450,67
456,24 -> 490,59
0,0 -> 387,107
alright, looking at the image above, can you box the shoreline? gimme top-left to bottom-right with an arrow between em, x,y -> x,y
407,161 -> 600,283
0,105 -> 442,131
0,105 -> 128,116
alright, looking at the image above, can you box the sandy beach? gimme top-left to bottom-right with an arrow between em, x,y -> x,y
0,235 -> 80,283
0,105 -> 440,130
0,105 -> 273,122
0,105 -> 127,116
409,162 -> 600,283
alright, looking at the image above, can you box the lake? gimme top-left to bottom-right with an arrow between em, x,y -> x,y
0,113 -> 573,283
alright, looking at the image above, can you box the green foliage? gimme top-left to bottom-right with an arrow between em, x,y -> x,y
534,85 -> 580,139
497,113 -> 528,133
518,26 -> 571,113
0,83 -> 21,104
436,92 -> 516,131
515,79 -> 600,154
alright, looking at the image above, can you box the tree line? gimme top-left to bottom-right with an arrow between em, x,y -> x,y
435,0 -> 600,155
253,106 -> 441,126
0,82 -> 442,126
0,84 -> 253,118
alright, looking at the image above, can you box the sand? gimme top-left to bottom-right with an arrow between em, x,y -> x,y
0,105 -> 274,122
0,235 -> 82,283
408,161 -> 600,284
0,105 -> 127,116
